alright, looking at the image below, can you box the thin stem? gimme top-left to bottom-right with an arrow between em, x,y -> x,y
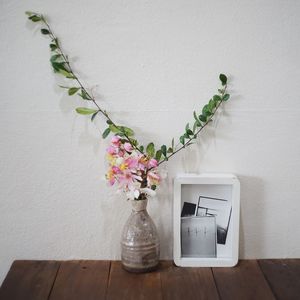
157,84 -> 227,167
40,14 -> 144,155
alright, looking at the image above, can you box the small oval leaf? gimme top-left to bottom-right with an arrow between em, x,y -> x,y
219,73 -> 227,86
68,87 -> 80,96
223,94 -> 230,101
102,128 -> 111,139
41,28 -> 50,35
75,107 -> 98,115
146,142 -> 155,157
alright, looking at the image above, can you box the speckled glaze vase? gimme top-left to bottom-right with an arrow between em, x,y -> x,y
121,199 -> 160,273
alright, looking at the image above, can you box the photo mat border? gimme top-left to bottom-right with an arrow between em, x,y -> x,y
173,173 -> 240,267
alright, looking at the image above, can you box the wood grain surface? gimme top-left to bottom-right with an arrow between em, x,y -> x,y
0,259 -> 299,300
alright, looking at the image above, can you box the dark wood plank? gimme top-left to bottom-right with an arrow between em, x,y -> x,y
160,261 -> 219,300
0,260 -> 60,300
212,260 -> 275,300
106,261 -> 162,300
258,259 -> 300,300
49,260 -> 110,300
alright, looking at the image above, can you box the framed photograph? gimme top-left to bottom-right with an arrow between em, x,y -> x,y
173,173 -> 240,267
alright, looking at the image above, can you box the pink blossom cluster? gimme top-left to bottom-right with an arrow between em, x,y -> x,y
105,135 -> 161,199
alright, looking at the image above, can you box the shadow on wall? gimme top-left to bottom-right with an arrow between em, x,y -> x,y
238,175 -> 265,258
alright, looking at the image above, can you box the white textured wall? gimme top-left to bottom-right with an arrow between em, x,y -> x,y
1,0 -> 300,284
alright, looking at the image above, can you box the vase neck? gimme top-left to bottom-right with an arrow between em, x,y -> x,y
131,199 -> 148,212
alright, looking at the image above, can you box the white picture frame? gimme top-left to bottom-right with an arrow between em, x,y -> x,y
173,173 -> 240,267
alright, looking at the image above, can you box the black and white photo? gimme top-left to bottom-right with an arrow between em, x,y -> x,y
174,174 -> 240,267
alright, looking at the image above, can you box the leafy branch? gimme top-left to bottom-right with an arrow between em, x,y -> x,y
26,11 -> 231,166
147,74 -> 230,167
26,11 -> 143,154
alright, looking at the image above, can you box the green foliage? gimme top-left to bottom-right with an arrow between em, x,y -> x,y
91,111 -> 99,122
199,114 -> 207,122
50,43 -> 57,51
41,28 -> 50,35
120,126 -> 134,136
213,95 -> 221,102
50,54 -> 62,63
223,94 -> 230,101
68,87 -> 80,96
146,142 -> 155,157
75,107 -> 98,115
219,73 -> 227,86
102,128 -> 111,139
25,12 -> 232,164
29,15 -> 42,22
108,125 -> 134,137
180,135 -> 185,145
155,150 -> 162,161
79,89 -> 92,100
161,145 -> 167,157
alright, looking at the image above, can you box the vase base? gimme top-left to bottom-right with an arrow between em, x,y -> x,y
122,262 -> 159,273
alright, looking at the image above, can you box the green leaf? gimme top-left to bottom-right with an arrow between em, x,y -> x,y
199,114 -> 207,122
41,28 -> 50,35
68,87 -> 80,96
102,128 -> 111,139
50,54 -> 62,63
50,43 -> 57,51
193,111 -> 200,123
155,150 -> 162,161
58,69 -> 76,79
208,99 -> 216,111
139,145 -> 144,152
223,94 -> 230,101
193,122 -> 197,133
109,124 -> 121,133
167,147 -> 173,153
120,126 -> 134,137
75,107 -> 98,115
146,142 -> 155,157
151,185 -> 157,190
213,95 -> 221,102
130,138 -> 138,146
25,11 -> 35,16
161,145 -> 167,157
29,15 -> 42,22
186,129 -> 193,136
202,105 -> 212,117
79,89 -> 92,100
185,123 -> 190,132
171,138 -> 174,150
91,111 -> 99,122
219,73 -> 227,86
106,120 -> 113,125
180,136 -> 185,145
51,61 -> 68,72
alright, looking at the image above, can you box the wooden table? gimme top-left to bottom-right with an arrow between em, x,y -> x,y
0,260 -> 299,300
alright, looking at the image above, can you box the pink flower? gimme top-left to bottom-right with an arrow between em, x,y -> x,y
147,171 -> 161,185
119,170 -> 135,187
107,146 -> 116,155
148,158 -> 158,168
124,142 -> 133,152
111,135 -> 120,146
125,157 -> 139,169
112,166 -> 121,174
118,150 -> 125,157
